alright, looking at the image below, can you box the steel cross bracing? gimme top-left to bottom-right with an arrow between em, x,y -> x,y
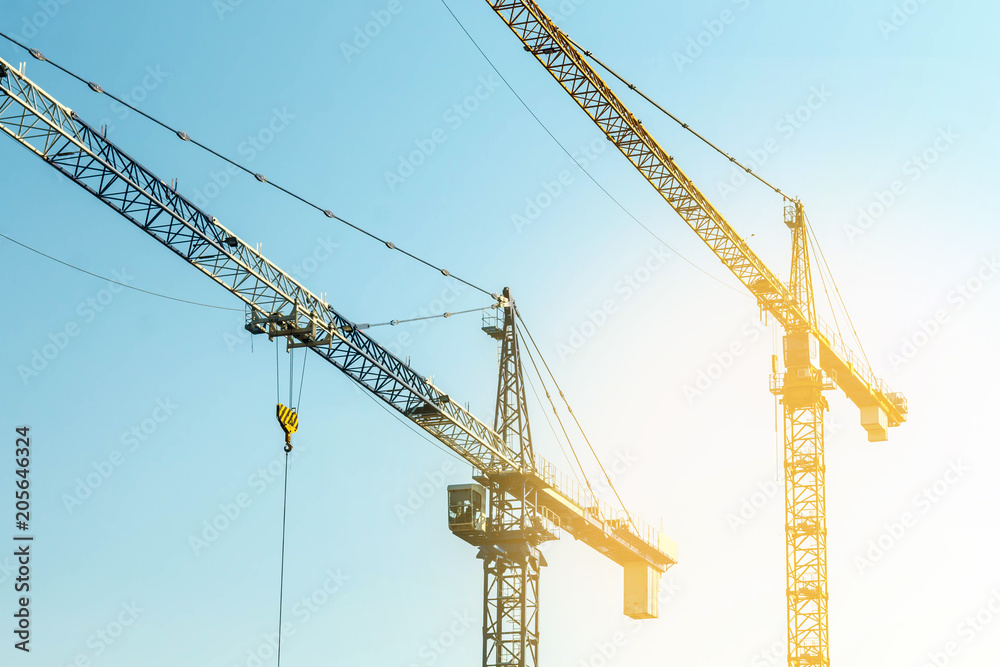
781,202 -> 831,665
481,296 -> 550,667
787,203 -> 818,330
0,56 -> 514,472
483,547 -> 541,667
480,0 -> 906,430
493,289 -> 535,472
783,397 -> 830,665
483,472 -> 546,667
477,4 -> 907,665
0,57 -> 675,578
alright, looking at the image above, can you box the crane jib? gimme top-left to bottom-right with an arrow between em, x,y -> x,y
478,1 -> 907,664
0,54 -> 675,580
482,0 -> 905,430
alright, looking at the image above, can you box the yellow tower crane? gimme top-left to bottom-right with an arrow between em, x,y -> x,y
476,2 -> 908,664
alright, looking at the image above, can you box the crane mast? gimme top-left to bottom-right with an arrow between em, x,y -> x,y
481,290 -> 551,666
0,54 -> 676,665
776,201 -> 831,662
477,2 -> 908,664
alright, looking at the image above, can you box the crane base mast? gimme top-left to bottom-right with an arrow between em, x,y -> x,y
480,473 -> 553,667
774,362 -> 834,666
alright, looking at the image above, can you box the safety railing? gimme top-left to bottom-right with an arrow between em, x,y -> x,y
815,317 -> 897,400
534,454 -> 662,553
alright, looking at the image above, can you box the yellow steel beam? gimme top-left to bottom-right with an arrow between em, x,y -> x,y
480,0 -> 905,431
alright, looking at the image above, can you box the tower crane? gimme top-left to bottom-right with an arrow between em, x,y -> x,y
0,55 -> 677,666
475,2 -> 908,664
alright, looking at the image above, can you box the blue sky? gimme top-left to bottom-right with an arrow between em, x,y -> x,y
2,1 -> 999,665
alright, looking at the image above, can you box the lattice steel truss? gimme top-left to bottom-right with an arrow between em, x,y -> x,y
0,57 -> 514,473
780,203 -> 829,665
782,388 -> 830,666
483,474 -> 545,667
479,4 -> 908,664
482,297 -> 550,667
0,52 -> 676,665
481,0 -> 904,425
787,202 -> 818,328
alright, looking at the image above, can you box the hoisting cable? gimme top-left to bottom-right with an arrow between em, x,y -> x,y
273,350 -> 300,667
275,341 -> 281,405
0,231 -> 241,311
296,349 -> 308,413
515,309 -> 642,537
275,447 -> 291,667
0,30 -> 496,301
435,1 -> 747,298
515,320 -> 601,508
347,373 -> 473,467
522,364 -> 587,490
772,320 -> 782,483
0,232 -> 486,340
805,216 -> 844,337
356,305 -> 494,330
803,211 -> 874,374
563,34 -> 792,202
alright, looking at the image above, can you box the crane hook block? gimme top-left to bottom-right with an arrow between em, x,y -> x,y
276,403 -> 298,452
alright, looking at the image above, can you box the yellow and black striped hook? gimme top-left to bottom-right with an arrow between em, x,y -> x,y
276,403 -> 298,453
